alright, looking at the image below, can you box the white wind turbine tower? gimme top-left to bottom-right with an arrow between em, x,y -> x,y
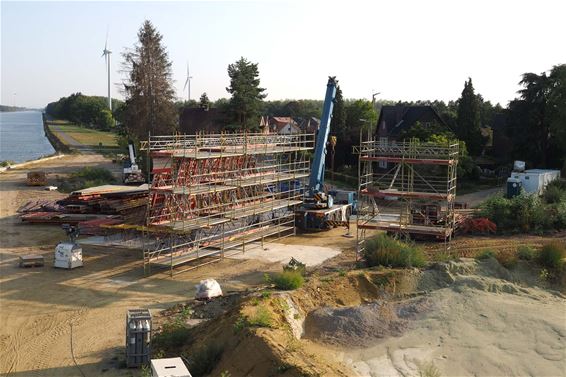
101,33 -> 112,110
183,62 -> 193,102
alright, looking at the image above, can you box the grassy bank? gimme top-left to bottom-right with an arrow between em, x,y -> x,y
46,121 -> 118,148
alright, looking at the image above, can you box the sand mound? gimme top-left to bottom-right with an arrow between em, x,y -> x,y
332,258 -> 566,377
304,297 -> 431,347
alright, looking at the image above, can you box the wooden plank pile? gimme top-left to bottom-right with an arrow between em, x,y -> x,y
18,185 -> 148,230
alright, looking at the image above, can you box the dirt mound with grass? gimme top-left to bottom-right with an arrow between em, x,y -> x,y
152,257 -> 565,377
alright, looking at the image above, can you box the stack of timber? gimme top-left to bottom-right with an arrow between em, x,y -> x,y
19,184 -> 148,230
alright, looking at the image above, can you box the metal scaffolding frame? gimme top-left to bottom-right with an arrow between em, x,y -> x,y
140,132 -> 314,275
354,135 -> 459,257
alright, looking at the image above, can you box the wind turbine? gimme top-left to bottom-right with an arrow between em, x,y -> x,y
101,33 -> 112,111
183,62 -> 193,102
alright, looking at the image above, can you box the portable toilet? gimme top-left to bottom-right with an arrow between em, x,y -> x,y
151,357 -> 192,377
54,242 -> 83,269
506,177 -> 522,198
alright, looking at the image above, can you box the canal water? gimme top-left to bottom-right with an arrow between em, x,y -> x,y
0,111 -> 55,163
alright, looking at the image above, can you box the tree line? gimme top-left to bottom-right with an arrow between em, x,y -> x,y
45,93 -> 122,130
44,19 -> 565,172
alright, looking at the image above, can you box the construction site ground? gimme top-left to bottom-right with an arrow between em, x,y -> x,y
1,154 -> 565,377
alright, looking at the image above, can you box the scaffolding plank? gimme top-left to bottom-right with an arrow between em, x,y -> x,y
361,188 -> 452,201
358,222 -> 452,236
225,199 -> 302,220
359,156 -> 456,165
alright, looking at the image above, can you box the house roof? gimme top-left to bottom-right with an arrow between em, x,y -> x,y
376,105 -> 451,137
270,117 -> 296,126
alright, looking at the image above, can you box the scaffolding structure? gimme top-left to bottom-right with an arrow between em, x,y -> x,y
354,136 -> 459,256
140,132 -> 314,275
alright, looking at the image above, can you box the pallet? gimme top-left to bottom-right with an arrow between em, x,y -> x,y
19,254 -> 45,268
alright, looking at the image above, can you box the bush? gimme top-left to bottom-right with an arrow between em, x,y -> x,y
152,322 -> 190,349
248,305 -> 273,328
72,166 -> 115,182
0,160 -> 15,167
479,193 -> 565,233
476,249 -> 496,260
188,343 -> 224,377
543,185 -> 565,204
495,249 -> 518,269
517,245 -> 536,261
363,234 -> 426,268
539,242 -> 566,270
272,270 -> 304,290
59,166 -> 116,192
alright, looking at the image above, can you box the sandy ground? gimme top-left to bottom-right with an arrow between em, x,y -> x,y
332,260 -> 566,377
228,242 -> 341,266
0,154 -> 350,377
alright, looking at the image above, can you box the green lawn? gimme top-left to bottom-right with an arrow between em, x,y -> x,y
48,122 -> 118,147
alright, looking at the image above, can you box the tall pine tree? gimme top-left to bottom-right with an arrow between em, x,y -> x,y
456,78 -> 483,155
122,20 -> 177,139
226,57 -> 267,130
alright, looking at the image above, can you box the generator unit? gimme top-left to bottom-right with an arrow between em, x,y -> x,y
506,177 -> 522,198
54,224 -> 83,269
54,242 -> 83,269
126,309 -> 152,368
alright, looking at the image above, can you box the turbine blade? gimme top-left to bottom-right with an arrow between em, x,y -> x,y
183,78 -> 189,90
105,27 -> 109,50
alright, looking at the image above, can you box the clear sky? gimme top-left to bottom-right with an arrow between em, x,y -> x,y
1,0 -> 565,108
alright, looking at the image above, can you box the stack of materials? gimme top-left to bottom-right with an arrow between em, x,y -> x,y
18,185 -> 148,232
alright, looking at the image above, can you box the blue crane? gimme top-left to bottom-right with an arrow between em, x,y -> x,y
296,76 -> 356,231
303,76 -> 337,209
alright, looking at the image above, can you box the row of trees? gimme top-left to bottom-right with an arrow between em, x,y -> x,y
45,93 -> 119,130
508,65 -> 566,169
45,19 -> 565,172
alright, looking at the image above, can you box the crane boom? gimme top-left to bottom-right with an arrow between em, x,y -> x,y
296,76 -> 356,230
308,76 -> 337,194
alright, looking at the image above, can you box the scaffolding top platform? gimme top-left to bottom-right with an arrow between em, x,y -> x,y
354,140 -> 459,162
141,132 -> 315,153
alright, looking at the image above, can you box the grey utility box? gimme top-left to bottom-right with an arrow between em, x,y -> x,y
126,308 -> 152,367
151,357 -> 192,377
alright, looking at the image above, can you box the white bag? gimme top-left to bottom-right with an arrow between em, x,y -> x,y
195,279 -> 222,300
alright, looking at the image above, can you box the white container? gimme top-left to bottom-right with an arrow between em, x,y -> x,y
510,169 -> 561,195
513,160 -> 526,172
54,242 -> 83,269
151,357 -> 192,377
